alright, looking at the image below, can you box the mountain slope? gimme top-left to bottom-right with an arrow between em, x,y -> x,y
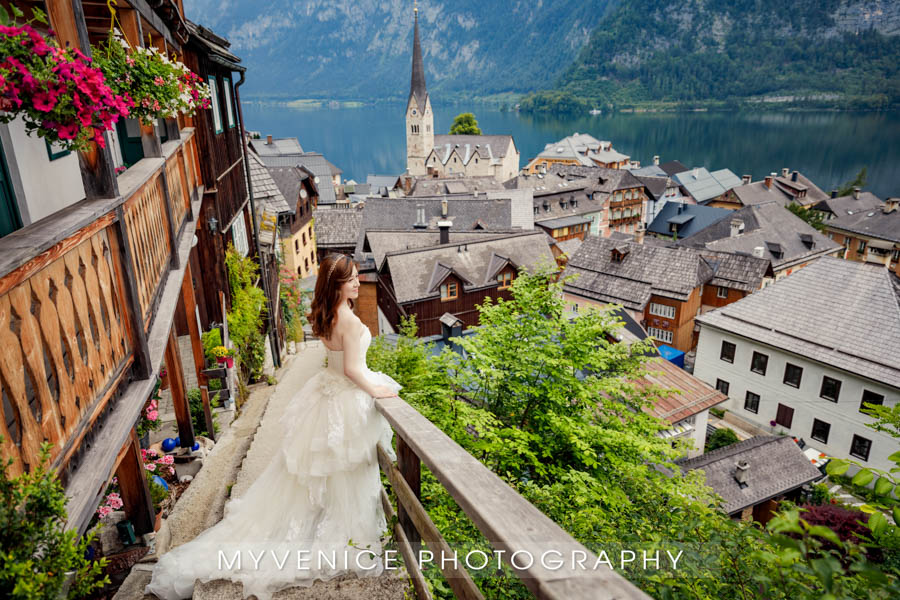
558,0 -> 900,106
183,0 -> 616,100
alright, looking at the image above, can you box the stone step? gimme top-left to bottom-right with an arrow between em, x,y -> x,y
192,566 -> 411,600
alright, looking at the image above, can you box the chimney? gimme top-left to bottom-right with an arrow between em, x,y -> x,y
539,163 -> 547,175
741,174 -> 752,185
764,173 -> 775,189
692,168 -> 700,179
753,246 -> 765,258
634,222 -> 646,244
831,189 -> 838,199
266,134 -> 273,145
781,167 -> 789,178
676,202 -> 684,215
734,460 -> 750,485
791,171 -> 799,182
403,175 -> 413,195
882,198 -> 899,214
437,220 -> 452,244
730,218 -> 743,237
653,155 -> 660,166
414,203 -> 426,228
853,187 -> 861,200
441,198 -> 448,217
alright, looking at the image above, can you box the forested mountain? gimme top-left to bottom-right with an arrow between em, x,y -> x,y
182,0 -> 615,100
557,0 -> 900,108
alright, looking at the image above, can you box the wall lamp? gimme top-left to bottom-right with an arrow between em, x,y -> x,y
208,216 -> 218,233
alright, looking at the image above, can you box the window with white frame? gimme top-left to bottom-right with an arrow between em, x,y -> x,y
231,215 -> 249,256
649,302 -> 675,319
208,76 -> 222,134
717,286 -> 729,298
647,326 -> 673,343
223,77 -> 236,128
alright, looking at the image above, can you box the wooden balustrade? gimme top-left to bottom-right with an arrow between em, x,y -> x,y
374,395 -> 652,600
0,222 -> 134,477
165,150 -> 190,236
122,171 -> 173,331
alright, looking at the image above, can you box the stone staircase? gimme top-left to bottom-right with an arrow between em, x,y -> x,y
114,342 -> 411,600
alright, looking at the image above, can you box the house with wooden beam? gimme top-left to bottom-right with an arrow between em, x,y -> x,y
0,0 -> 250,545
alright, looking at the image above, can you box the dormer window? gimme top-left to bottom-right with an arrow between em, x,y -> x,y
560,199 -> 567,209
440,281 -> 458,301
497,270 -> 514,289
571,198 -> 578,208
611,246 -> 629,262
765,241 -> 784,259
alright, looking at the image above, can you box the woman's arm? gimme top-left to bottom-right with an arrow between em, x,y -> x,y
341,318 -> 393,398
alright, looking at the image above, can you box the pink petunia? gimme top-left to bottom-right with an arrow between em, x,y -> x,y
147,410 -> 158,421
32,91 -> 57,112
168,466 -> 175,475
144,462 -> 156,471
56,123 -> 79,140
97,505 -> 113,518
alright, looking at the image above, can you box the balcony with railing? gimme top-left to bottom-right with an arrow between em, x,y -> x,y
0,127 -> 203,534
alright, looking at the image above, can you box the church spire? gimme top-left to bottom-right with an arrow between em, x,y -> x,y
409,1 -> 427,108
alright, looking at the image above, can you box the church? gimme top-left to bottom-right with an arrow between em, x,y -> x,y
405,6 -> 519,182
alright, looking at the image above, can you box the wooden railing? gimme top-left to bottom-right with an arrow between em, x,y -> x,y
374,396 -> 652,600
0,129 -> 198,508
0,221 -> 134,477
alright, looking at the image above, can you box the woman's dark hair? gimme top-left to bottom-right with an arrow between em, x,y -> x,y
307,253 -> 356,340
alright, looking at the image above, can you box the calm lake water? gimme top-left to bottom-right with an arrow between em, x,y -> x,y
243,103 -> 900,199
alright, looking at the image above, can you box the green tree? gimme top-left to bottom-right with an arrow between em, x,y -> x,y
837,167 -> 868,197
449,112 -> 481,135
706,427 -> 740,451
0,437 -> 110,599
787,202 -> 827,232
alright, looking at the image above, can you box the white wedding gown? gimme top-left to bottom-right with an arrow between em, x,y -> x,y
145,327 -> 402,600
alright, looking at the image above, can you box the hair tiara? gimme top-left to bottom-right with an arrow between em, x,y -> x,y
326,255 -> 344,281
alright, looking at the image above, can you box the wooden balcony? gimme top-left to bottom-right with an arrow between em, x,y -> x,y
374,396 -> 652,600
0,128 -> 203,535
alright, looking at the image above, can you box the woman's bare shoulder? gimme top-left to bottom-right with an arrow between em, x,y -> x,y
334,307 -> 363,336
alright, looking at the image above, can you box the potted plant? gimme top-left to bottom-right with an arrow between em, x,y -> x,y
135,384 -> 162,447
212,345 -> 234,369
159,365 -> 169,390
0,7 -> 132,152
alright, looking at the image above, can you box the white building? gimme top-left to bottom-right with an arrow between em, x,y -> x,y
693,257 -> 900,472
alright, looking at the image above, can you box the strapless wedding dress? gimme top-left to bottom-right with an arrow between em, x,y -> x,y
144,326 -> 402,600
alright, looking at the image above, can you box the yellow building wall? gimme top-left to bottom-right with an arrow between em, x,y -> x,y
282,221 -> 318,278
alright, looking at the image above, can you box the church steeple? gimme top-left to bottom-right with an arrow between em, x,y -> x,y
406,0 -> 433,176
409,1 -> 427,108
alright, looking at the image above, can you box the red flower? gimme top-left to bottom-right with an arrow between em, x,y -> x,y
32,90 -> 57,112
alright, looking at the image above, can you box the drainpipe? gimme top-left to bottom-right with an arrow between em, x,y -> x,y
234,71 -> 282,369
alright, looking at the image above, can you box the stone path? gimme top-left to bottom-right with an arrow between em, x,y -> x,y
114,341 -> 411,600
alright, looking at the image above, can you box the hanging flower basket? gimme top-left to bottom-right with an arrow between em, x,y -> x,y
0,9 -> 132,152
92,30 -> 210,126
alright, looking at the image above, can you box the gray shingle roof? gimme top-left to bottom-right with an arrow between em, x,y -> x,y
826,204 -> 900,243
534,133 -> 629,166
648,202 -> 733,238
247,151 -> 291,215
381,231 -> 555,304
551,164 -> 644,193
432,135 -> 515,165
313,208 -> 363,248
674,168 -> 742,203
361,197 -> 515,232
563,236 -> 715,309
774,171 -> 829,205
258,153 -> 338,205
677,436 -> 823,514
408,176 -> 506,197
536,214 -> 593,229
658,160 -> 688,177
364,229 -> 522,269
268,166 -> 313,213
697,257 -> 900,388
731,181 -> 793,208
634,174 -> 669,200
248,137 -> 304,156
678,200 -> 842,269
814,192 -> 883,215
692,248 -> 772,292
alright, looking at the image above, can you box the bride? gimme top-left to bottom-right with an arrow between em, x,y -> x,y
145,253 -> 402,600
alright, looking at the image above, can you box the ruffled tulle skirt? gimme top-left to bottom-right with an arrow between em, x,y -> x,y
144,367 -> 402,600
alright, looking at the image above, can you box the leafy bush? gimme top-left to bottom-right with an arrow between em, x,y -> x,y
225,243 -> 268,383
201,328 -> 222,366
449,112 -> 481,135
187,388 -> 220,438
706,427 -> 739,451
146,472 -> 169,513
0,437 -> 109,599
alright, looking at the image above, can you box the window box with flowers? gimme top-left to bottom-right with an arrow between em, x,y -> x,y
0,8 -> 132,152
92,30 -> 211,128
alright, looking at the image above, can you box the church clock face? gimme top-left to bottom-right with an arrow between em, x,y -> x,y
411,109 -> 417,115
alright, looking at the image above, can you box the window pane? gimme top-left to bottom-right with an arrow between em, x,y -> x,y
783,363 -> 803,388
860,390 -> 884,413
775,403 -> 794,428
744,391 -> 759,413
811,419 -> 830,444
751,351 -> 768,375
720,340 -> 736,363
820,376 -> 841,402
715,379 -> 729,396
850,435 -> 871,461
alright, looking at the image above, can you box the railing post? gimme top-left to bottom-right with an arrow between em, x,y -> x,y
396,436 -> 422,555
114,206 -> 152,379
140,121 -> 163,159
116,428 -> 155,535
165,326 -> 196,449
181,261 -> 215,440
158,168 -> 180,269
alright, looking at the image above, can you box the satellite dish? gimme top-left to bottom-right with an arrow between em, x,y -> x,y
314,176 -> 320,184
300,188 -> 308,198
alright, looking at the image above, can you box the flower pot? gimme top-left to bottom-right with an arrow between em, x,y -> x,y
139,432 -> 150,449
154,511 -> 162,532
160,375 -> 169,390
217,356 -> 234,368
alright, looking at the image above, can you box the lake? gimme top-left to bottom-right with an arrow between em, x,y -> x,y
242,103 -> 900,199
